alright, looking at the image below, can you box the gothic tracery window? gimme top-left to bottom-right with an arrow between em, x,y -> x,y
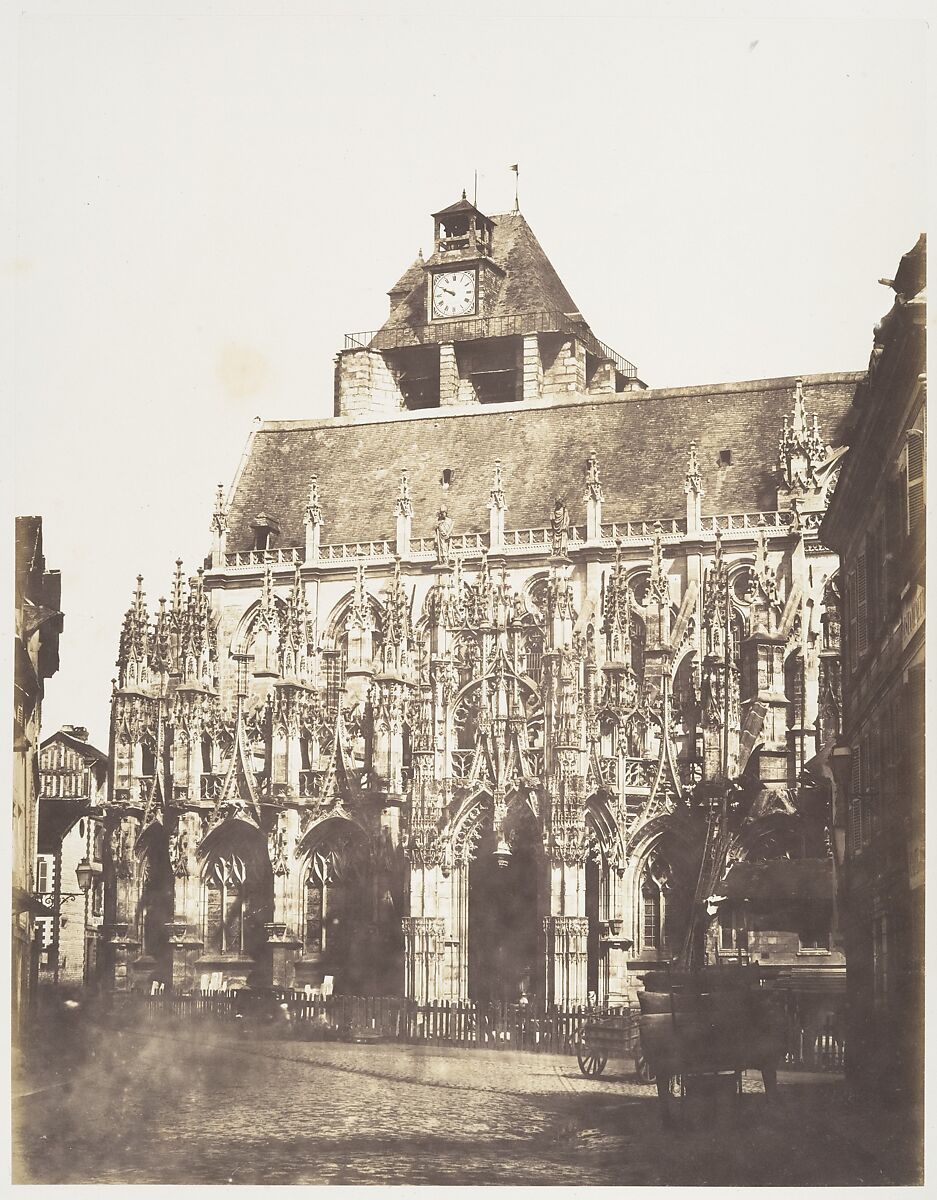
204,853 -> 247,955
641,877 -> 661,950
639,849 -> 672,954
302,832 -> 370,985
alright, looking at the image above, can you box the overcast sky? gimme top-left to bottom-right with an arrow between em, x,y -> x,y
12,6 -> 927,748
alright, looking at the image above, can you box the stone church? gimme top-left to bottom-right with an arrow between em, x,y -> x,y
103,194 -> 856,1008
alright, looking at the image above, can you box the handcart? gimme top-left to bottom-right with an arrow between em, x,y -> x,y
575,1009 -> 644,1078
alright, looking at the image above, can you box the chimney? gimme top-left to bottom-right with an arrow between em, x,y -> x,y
62,725 -> 89,741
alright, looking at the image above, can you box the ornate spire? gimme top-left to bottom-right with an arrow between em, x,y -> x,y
778,378 -> 827,494
278,565 -> 313,679
150,596 -> 172,676
746,519 -> 780,632
214,698 -> 261,823
393,470 -> 413,518
171,559 -> 185,615
702,529 -> 730,657
648,522 -> 672,606
382,557 -> 412,672
601,542 -> 634,664
210,483 -> 228,534
181,567 -> 216,684
117,575 -> 151,687
684,442 -> 703,496
168,558 -> 186,675
346,562 -> 372,633
256,563 -> 279,634
488,460 -> 506,511
467,549 -> 492,626
584,451 -> 604,503
303,476 -> 323,527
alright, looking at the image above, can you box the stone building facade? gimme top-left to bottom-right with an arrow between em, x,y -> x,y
101,197 -> 856,1009
821,234 -> 925,1099
36,727 -> 108,987
13,517 -> 63,1031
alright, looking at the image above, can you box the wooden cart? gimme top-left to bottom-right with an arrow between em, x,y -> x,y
637,967 -> 787,1123
575,1010 -> 643,1078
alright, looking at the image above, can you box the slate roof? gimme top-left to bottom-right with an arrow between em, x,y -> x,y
380,211 -> 582,335
432,196 -> 485,218
388,254 -> 425,301
225,372 -> 862,551
719,858 -> 833,903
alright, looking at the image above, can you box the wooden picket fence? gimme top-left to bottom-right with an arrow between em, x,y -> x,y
130,991 -> 843,1071
134,991 -> 632,1056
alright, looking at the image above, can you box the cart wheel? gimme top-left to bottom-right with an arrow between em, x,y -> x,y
576,1034 -> 608,1077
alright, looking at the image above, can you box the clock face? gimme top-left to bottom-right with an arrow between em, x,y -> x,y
432,270 -> 477,318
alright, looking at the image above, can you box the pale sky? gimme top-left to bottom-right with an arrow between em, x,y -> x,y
11,6 -> 928,749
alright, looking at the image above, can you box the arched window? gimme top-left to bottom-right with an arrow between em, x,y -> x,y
301,830 -> 370,990
641,876 -> 661,950
639,849 -> 672,955
204,854 -> 247,955
304,875 -> 325,954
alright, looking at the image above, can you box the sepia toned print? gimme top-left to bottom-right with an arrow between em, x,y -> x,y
12,11 -> 924,1187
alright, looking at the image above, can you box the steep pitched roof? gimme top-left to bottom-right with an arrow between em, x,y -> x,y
224,372 -> 862,552
432,196 -> 484,218
379,211 -> 582,335
388,253 -> 425,300
41,729 -> 109,764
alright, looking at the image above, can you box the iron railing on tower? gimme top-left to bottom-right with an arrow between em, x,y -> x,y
344,310 -> 638,380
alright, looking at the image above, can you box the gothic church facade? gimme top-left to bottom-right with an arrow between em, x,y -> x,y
103,196 -> 856,1006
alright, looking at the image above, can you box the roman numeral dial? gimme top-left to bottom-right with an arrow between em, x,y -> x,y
432,271 -> 477,318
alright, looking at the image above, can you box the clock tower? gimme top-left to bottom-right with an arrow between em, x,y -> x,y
425,193 -> 504,322
336,191 -> 641,416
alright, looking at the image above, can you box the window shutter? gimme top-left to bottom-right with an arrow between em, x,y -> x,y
906,431 -> 925,534
856,553 -> 868,659
849,743 -> 863,854
849,796 -> 862,855
846,567 -> 857,673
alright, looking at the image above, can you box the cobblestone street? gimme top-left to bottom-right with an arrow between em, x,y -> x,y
14,1025 -> 922,1185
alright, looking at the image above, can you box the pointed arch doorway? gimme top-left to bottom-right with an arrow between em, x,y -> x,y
468,808 -> 545,1006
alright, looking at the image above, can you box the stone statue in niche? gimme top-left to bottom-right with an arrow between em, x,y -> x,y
434,508 -> 454,565
551,498 -> 570,559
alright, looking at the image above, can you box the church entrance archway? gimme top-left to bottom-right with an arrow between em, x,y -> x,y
468,813 -> 544,1006
199,824 -> 275,988
135,827 -> 173,989
300,820 -> 373,996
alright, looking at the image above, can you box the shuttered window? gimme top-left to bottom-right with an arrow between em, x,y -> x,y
855,553 -> 868,660
846,566 -> 857,673
906,430 -> 925,535
849,743 -> 863,855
